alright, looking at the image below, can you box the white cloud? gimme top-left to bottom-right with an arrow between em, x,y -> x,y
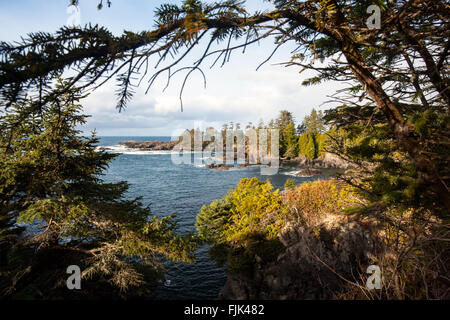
79,61 -> 343,136
1,1 -> 346,136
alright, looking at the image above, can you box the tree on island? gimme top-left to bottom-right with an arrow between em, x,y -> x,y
296,108 -> 326,159
298,131 -> 316,159
282,122 -> 298,159
274,110 -> 296,157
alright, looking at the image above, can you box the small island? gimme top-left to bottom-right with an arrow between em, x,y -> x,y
118,140 -> 178,150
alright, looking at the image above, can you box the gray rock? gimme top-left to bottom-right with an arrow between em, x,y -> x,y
118,140 -> 178,150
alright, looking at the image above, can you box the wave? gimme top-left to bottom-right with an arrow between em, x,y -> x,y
97,145 -> 172,155
280,170 -> 314,177
97,145 -> 206,155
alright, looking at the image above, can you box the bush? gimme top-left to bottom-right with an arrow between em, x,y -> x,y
224,178 -> 288,244
196,198 -> 232,243
284,143 -> 298,159
196,178 -> 288,246
282,123 -> 298,159
282,180 -> 360,223
284,178 -> 296,190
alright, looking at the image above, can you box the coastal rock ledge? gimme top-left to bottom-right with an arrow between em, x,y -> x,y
283,152 -> 353,169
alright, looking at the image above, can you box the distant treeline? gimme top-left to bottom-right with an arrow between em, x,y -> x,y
182,109 -> 331,160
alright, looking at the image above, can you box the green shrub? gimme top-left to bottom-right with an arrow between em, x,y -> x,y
196,177 -> 288,246
224,178 -> 288,244
284,178 -> 296,190
196,198 -> 232,243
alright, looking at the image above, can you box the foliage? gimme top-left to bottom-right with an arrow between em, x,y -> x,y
197,178 -> 361,275
197,179 -> 360,244
196,177 -> 288,246
324,107 -> 449,298
0,85 -> 197,298
293,109 -> 327,158
196,177 -> 288,273
0,2 -> 447,203
1,0 -> 449,299
223,178 -> 288,244
196,198 -> 232,244
301,108 -> 325,134
282,180 -> 360,223
282,122 -> 298,158
326,105 -> 449,216
283,178 -> 296,190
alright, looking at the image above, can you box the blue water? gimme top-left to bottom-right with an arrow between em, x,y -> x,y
98,136 -> 331,299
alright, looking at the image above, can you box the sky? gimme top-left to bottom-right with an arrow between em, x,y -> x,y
0,0 -> 343,136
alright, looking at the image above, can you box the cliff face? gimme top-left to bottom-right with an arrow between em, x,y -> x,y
220,215 -> 377,300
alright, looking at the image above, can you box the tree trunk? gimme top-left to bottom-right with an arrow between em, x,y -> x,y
340,40 -> 450,212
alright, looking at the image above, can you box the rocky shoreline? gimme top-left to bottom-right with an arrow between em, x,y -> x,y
114,141 -> 352,173
205,163 -> 249,171
293,168 -> 323,176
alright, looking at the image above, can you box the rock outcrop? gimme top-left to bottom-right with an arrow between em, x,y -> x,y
220,215 -> 378,300
118,140 -> 177,150
205,163 -> 249,170
295,168 -> 322,176
205,164 -> 233,170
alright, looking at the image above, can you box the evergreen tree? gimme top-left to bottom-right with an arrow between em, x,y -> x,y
298,132 -> 317,159
282,122 -> 298,159
1,2 -> 448,207
275,110 -> 295,131
296,123 -> 307,136
275,110 -> 296,156
301,108 -> 325,134
315,132 -> 329,157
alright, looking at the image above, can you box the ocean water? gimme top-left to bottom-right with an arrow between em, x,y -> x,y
98,136 -> 332,299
